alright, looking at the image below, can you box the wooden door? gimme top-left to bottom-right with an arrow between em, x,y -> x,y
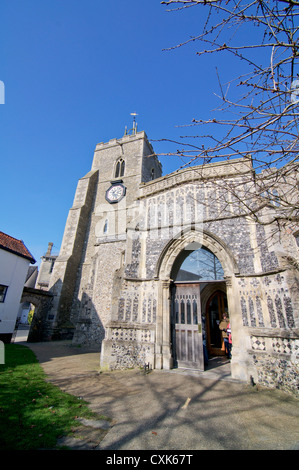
171,283 -> 204,370
206,290 -> 228,356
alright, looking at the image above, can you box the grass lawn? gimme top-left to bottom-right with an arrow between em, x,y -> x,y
0,344 -> 105,450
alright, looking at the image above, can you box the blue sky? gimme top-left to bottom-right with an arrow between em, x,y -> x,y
0,0 -> 244,266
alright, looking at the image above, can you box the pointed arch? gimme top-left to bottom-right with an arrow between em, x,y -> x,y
120,159 -> 125,177
115,161 -> 120,178
115,158 -> 125,178
154,228 -> 239,370
155,228 -> 239,281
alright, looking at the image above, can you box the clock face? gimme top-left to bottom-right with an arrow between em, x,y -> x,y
105,183 -> 126,203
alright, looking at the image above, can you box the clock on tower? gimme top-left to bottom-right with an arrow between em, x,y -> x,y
105,181 -> 126,204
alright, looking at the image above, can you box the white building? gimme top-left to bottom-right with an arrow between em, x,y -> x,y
0,231 -> 36,343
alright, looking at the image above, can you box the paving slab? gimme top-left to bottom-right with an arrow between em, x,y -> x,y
18,339 -> 299,451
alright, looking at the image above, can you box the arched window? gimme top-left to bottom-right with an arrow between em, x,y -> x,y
120,159 -> 125,177
115,158 -> 125,178
103,219 -> 108,234
260,189 -> 280,207
174,246 -> 224,281
271,189 -> 280,207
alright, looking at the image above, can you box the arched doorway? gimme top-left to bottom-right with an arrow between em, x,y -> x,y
20,287 -> 53,342
155,229 -> 238,371
170,245 -> 227,370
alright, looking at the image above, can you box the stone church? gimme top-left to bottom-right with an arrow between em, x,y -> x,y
42,129 -> 299,394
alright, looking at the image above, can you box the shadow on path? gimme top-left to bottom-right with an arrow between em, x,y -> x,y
20,340 -> 299,451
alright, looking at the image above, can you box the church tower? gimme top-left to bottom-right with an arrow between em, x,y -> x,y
47,129 -> 162,343
38,126 -> 299,394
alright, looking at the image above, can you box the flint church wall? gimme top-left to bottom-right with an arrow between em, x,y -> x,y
45,132 -> 298,394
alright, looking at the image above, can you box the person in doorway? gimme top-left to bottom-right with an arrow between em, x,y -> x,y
219,313 -> 231,359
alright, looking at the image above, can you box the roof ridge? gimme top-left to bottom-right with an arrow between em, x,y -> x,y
0,230 -> 22,241
0,231 -> 36,264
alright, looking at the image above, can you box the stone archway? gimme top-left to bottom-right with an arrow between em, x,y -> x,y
156,228 -> 239,280
20,287 -> 53,342
154,229 -> 239,370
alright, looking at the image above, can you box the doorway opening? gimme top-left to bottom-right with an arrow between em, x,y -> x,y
205,290 -> 228,357
170,244 -> 230,370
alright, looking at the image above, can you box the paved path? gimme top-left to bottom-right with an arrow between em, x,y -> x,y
16,338 -> 299,451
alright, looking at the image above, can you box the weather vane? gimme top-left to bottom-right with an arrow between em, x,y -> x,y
124,112 -> 138,135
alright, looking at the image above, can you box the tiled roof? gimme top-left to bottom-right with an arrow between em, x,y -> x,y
0,231 -> 36,264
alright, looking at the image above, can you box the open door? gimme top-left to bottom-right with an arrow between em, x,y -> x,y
171,283 -> 204,370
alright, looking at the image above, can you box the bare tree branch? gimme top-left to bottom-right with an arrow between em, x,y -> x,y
159,0 -> 299,227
